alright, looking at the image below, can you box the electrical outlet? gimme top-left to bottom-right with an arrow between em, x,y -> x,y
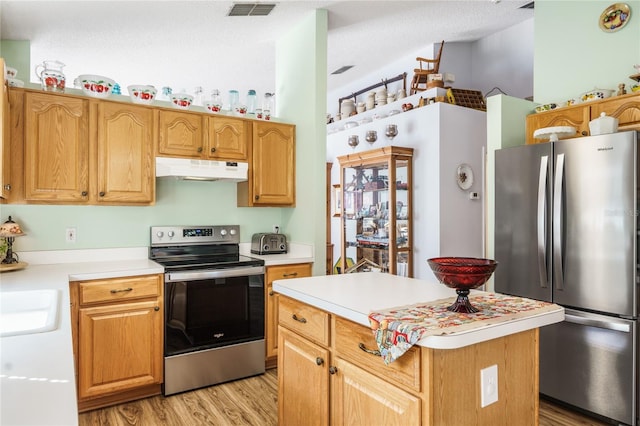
66,227 -> 77,243
480,364 -> 498,407
273,225 -> 280,234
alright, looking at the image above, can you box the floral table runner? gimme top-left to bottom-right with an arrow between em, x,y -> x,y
368,293 -> 558,364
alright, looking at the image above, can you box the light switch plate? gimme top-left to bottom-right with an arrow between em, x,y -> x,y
480,364 -> 498,407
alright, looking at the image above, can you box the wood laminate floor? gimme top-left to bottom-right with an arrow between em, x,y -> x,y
79,369 -> 611,426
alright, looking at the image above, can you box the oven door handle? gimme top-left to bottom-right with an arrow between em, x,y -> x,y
165,266 -> 265,282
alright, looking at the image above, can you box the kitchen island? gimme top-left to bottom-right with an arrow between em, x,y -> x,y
273,273 -> 564,426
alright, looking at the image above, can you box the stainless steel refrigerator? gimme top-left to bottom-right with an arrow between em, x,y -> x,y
495,130 -> 638,426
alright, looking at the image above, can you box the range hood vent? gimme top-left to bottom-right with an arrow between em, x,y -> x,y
156,157 -> 248,182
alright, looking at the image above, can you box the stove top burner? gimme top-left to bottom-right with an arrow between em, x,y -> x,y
153,253 -> 264,272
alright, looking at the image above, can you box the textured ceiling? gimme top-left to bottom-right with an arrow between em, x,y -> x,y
1,0 -> 533,96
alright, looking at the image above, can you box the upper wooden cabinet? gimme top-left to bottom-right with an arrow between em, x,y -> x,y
239,121 -> 295,206
157,110 -> 203,158
205,116 -> 250,161
24,92 -> 90,202
96,102 -> 155,204
526,92 -> 640,144
22,91 -> 155,205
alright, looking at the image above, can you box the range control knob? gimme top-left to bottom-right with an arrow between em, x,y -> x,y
156,231 -> 164,238
167,231 -> 175,238
220,229 -> 228,236
229,228 -> 237,236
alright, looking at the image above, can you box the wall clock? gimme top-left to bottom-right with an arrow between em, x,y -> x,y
599,3 -> 631,33
456,163 -> 474,190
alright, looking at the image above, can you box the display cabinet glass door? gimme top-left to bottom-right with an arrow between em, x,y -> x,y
339,147 -> 413,277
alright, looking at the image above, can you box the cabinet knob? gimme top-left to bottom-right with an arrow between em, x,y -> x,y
315,357 -> 324,366
292,314 -> 307,324
269,290 -> 274,296
99,191 -> 105,197
329,366 -> 338,375
211,147 -> 216,153
581,131 -> 588,136
154,306 -> 160,311
3,184 -> 10,191
81,191 -> 88,196
198,147 -> 203,153
255,195 -> 260,200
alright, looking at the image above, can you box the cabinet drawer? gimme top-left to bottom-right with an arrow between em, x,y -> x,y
279,296 -> 330,346
267,263 -> 312,282
334,317 -> 421,392
79,274 -> 162,305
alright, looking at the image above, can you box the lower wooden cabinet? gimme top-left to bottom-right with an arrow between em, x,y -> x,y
265,263 -> 312,368
70,274 -> 163,412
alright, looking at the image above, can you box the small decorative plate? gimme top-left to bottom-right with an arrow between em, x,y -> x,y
599,3 -> 631,32
456,164 -> 474,190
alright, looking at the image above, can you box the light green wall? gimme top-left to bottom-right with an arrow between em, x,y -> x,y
275,9 -> 328,276
534,0 -> 640,103
1,40 -> 30,80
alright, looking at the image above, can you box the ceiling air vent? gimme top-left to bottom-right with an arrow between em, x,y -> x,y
520,2 -> 534,9
228,3 -> 276,16
331,65 -> 354,75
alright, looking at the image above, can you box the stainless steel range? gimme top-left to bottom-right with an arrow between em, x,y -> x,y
149,225 -> 265,396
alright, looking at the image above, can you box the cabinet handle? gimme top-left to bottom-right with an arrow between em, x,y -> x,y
198,147 -> 203,153
81,191 -> 88,196
211,147 -> 216,153
110,287 -> 133,294
99,191 -> 105,197
269,290 -> 274,296
4,184 -> 10,191
329,366 -> 338,375
292,314 -> 307,323
316,357 -> 324,366
283,272 -> 298,278
358,342 -> 381,357
154,306 -> 160,311
581,131 -> 588,136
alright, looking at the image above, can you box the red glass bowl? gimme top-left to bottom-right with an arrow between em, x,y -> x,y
427,257 -> 498,313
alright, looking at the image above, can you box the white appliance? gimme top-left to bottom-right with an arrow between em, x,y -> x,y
155,157 -> 248,182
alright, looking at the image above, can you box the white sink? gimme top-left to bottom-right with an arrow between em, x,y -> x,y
0,289 -> 60,337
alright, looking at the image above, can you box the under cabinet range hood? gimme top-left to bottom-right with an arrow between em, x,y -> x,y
155,157 -> 248,182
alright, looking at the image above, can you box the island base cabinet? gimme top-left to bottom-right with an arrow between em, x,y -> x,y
278,326 -> 330,426
331,357 -> 421,426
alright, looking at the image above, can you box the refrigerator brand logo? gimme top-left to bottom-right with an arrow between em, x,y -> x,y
597,146 -> 614,151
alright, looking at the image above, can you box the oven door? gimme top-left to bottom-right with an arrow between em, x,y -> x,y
164,266 -> 265,357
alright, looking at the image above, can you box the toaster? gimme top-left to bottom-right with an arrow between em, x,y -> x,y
251,233 -> 288,255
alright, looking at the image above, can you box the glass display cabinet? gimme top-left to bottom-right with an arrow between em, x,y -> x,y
337,146 -> 413,277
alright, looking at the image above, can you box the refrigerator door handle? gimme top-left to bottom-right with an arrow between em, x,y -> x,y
537,155 -> 549,288
564,313 -> 631,333
553,153 -> 565,291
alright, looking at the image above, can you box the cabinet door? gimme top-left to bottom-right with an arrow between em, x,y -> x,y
24,92 -> 90,202
77,300 -> 163,399
278,326 -> 329,426
525,105 -> 589,144
250,121 -> 295,205
266,263 -> 312,365
331,357 -> 421,426
591,93 -> 640,131
0,76 -> 9,199
206,116 -> 249,160
96,102 -> 155,204
157,110 -> 203,158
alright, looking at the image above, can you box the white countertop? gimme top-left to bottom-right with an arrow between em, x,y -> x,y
273,273 -> 564,350
0,244 -> 314,425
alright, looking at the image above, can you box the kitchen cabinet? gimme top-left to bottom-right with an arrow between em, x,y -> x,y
1,59 -> 10,200
96,101 -> 155,204
278,294 -> 541,426
157,110 -> 204,158
24,92 -> 90,202
21,89 -> 155,205
265,262 -> 312,369
526,92 -> 640,144
69,274 -> 163,412
337,146 -> 413,277
205,115 -> 250,161
238,121 -> 296,206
